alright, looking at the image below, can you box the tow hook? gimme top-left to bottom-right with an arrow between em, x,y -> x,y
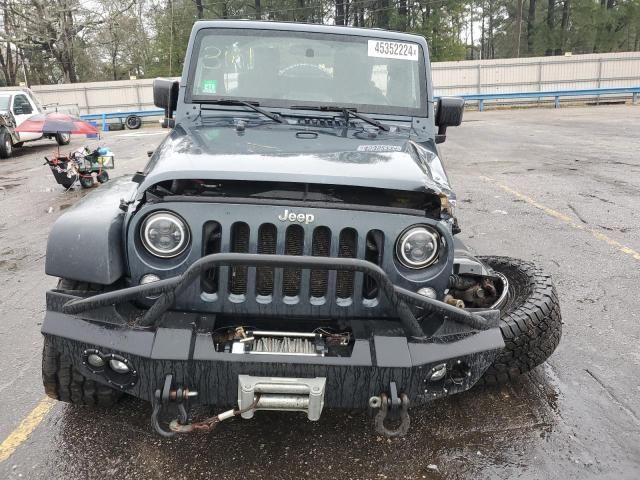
369,382 -> 411,438
151,374 -> 197,437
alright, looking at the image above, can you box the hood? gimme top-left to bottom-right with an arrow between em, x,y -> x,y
137,122 -> 452,198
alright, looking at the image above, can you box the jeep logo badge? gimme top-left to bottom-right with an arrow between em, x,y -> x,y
278,209 -> 315,224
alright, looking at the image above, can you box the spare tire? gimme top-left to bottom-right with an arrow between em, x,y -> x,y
125,115 -> 142,129
478,256 -> 562,384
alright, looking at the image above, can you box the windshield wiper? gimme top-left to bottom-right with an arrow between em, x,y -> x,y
200,99 -> 284,124
290,105 -> 389,132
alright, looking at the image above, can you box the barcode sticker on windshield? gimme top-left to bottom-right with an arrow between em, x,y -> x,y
368,40 -> 419,61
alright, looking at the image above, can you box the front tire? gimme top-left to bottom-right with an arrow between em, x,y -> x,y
42,337 -> 121,407
43,278 -> 122,406
479,256 -> 562,384
0,129 -> 12,158
55,133 -> 71,146
42,279 -> 121,406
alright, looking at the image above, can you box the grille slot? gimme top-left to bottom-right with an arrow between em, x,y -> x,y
337,228 -> 358,299
201,221 -> 221,294
310,226 -> 331,297
229,222 -> 249,295
363,230 -> 384,300
256,223 -> 276,296
202,220 -> 377,306
283,225 -> 304,296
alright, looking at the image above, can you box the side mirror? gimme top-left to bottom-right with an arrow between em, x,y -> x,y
435,97 -> 464,144
153,78 -> 179,128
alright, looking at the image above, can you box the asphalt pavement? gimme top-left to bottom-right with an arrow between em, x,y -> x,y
0,105 -> 639,479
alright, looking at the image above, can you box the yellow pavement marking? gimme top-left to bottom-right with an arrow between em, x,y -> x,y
479,175 -> 640,262
0,397 -> 55,463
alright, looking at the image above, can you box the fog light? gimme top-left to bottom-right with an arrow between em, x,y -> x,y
429,363 -> 447,382
140,274 -> 161,299
87,353 -> 104,368
417,287 -> 437,299
109,359 -> 130,374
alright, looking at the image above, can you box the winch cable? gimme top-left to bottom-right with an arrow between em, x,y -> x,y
169,394 -> 261,433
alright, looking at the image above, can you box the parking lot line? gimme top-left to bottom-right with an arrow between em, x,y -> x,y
480,175 -> 640,262
0,397 -> 54,463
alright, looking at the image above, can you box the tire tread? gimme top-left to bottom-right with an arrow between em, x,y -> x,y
478,256 -> 562,385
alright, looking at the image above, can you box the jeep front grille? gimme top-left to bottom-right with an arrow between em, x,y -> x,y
283,225 -> 304,296
205,222 -> 384,304
256,224 -> 276,296
229,222 -> 250,295
310,226 -> 331,297
336,228 -> 357,299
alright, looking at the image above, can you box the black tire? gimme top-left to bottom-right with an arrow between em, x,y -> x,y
96,170 -> 109,183
55,132 -> 71,145
79,175 -> 94,188
42,279 -> 121,407
0,129 -> 12,158
42,338 -> 121,407
478,256 -> 562,385
125,115 -> 142,130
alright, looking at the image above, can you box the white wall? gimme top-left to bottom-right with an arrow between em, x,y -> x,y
432,51 -> 640,96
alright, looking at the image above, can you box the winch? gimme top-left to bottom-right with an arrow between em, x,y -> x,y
215,327 -> 351,357
238,375 -> 327,421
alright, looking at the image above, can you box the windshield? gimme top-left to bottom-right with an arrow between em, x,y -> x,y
188,29 -> 427,117
0,95 -> 10,111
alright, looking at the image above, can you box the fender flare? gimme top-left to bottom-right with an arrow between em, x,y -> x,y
45,177 -> 138,285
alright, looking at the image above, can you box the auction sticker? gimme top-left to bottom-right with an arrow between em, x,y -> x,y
368,40 -> 419,61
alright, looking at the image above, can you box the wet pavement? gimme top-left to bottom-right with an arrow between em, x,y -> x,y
1,106 -> 639,479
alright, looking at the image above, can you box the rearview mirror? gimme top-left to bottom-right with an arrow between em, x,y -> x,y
435,97 -> 464,144
153,78 -> 179,128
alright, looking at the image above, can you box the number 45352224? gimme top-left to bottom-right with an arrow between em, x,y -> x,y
368,40 -> 419,61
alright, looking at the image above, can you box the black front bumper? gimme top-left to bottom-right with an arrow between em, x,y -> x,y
43,253 -> 505,408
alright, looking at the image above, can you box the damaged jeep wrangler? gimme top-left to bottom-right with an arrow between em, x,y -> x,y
42,21 -> 561,437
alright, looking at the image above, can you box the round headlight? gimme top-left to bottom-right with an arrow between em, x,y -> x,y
140,211 -> 190,258
396,226 -> 440,269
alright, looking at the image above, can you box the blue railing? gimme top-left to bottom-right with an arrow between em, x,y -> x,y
455,86 -> 640,111
80,87 -> 640,131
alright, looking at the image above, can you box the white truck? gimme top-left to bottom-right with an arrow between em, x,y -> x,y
0,89 -> 71,158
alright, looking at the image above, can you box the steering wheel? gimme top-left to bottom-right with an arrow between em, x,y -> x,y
279,63 -> 330,79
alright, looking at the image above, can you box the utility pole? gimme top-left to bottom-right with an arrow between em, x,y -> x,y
169,0 -> 174,76
516,0 -> 524,57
